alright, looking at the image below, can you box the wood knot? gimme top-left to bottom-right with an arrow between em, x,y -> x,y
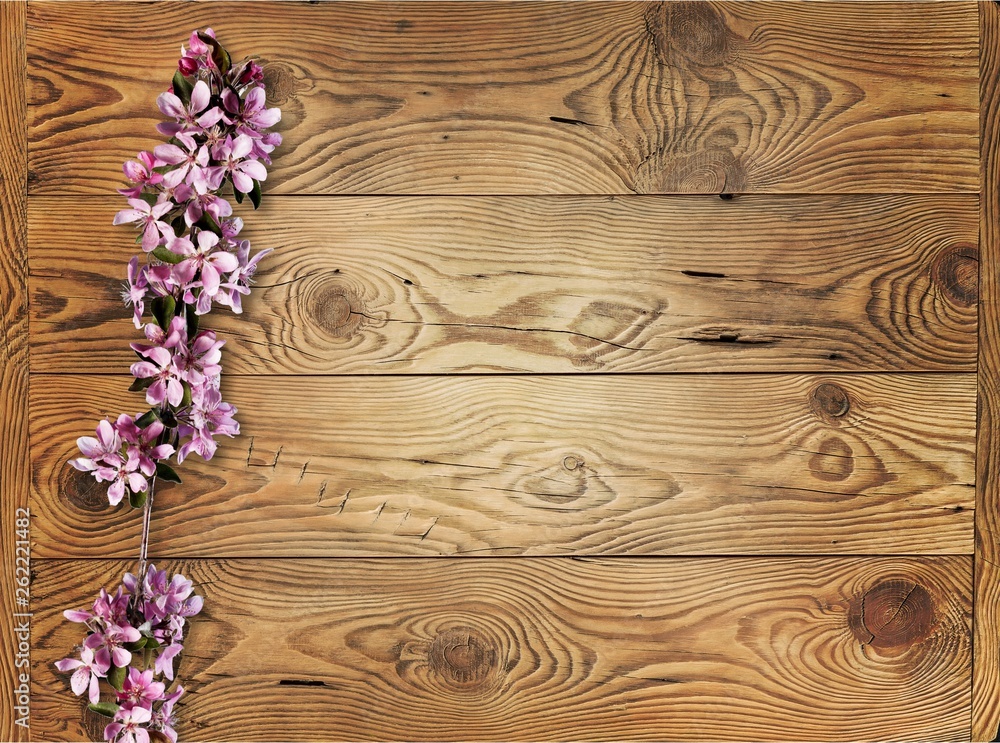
809,436 -> 854,482
260,60 -> 301,107
304,280 -> 367,339
649,150 -> 748,194
645,1 -> 734,67
810,382 -> 850,420
848,580 -> 935,651
932,244 -> 978,308
428,626 -> 497,688
62,466 -> 112,512
562,455 -> 582,471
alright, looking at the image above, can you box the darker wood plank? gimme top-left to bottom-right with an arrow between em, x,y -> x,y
29,373 -> 975,558
975,3 -> 1000,741
28,194 -> 979,374
0,3 -> 30,741
30,557 -> 973,742
25,1 -> 978,195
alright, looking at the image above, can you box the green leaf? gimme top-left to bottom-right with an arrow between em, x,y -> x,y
249,179 -> 262,210
186,303 -> 200,336
139,192 -> 159,207
151,295 -> 176,330
129,377 -> 154,393
88,702 -> 119,718
124,636 -> 148,652
198,31 -> 232,74
142,636 -> 161,650
180,382 -> 192,409
156,462 -> 182,484
172,69 -> 194,106
160,408 -> 178,428
135,409 -> 160,428
107,664 -> 126,692
232,185 -> 245,205
195,212 -> 222,236
151,246 -> 184,265
128,488 -> 147,510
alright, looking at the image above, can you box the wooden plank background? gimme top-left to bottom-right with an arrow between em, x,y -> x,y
6,1 -> 994,741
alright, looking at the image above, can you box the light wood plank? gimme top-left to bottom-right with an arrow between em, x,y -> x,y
29,557 -> 973,742
0,4 -> 30,741
25,1 -> 978,195
30,373 -> 975,558
974,3 -> 1000,741
28,194 -> 979,375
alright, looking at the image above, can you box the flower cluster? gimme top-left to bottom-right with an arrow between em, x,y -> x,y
56,567 -> 202,743
60,29 -> 279,743
69,27 -> 279,508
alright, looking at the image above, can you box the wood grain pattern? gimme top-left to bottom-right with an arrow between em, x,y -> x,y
28,194 -> 979,375
29,373 -> 975,558
25,1 -> 978,195
0,4 -> 30,741
974,3 -> 1000,741
28,557 -> 973,742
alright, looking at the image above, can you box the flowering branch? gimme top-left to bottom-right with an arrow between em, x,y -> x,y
57,29 -> 281,743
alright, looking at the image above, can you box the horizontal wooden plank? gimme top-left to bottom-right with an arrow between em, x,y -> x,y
28,194 -> 979,374
30,557 -> 972,742
25,1 -> 978,195
30,373 -> 975,558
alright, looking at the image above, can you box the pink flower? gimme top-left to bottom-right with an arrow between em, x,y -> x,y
153,140 -> 209,186
210,135 -> 267,193
222,86 -> 281,137
150,686 -> 183,743
104,704 -> 151,743
156,80 -> 224,147
54,647 -> 107,704
69,419 -> 121,473
184,179 -> 233,227
130,324 -> 186,408
113,199 -> 174,252
218,241 -> 271,314
121,257 -> 149,329
117,667 -> 165,711
177,385 -> 239,463
118,151 -> 163,198
84,623 -> 141,671
170,230 -> 240,302
116,415 -> 175,477
153,643 -> 183,681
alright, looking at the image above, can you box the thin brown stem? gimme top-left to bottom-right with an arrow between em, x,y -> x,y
137,475 -> 157,588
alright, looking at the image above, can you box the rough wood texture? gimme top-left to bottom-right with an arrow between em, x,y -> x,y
975,3 -> 1000,741
0,4 -> 30,741
28,194 -> 979,375
29,373 -> 975,559
25,1 -> 978,195
29,557 -> 973,743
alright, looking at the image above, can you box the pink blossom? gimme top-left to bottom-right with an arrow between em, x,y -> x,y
84,623 -> 141,671
210,134 -> 267,193
113,199 -> 174,252
218,241 -> 271,314
222,85 -> 281,137
118,151 -> 163,198
69,419 -> 121,473
156,80 -> 225,147
116,415 -> 176,477
117,667 -> 165,711
169,230 -> 240,302
184,179 -> 233,227
177,386 -> 239,463
121,257 -> 149,329
104,704 -> 151,743
54,647 -> 107,704
150,686 -> 183,743
153,140 -> 209,186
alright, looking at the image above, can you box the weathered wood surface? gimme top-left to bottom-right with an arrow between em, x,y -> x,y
25,1 -> 978,195
29,373 -> 975,558
29,557 -> 973,743
0,4 -> 30,741
28,194 -> 979,375
975,3 -> 1000,740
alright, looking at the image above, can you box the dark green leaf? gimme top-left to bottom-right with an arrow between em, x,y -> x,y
170,215 -> 186,236
88,702 -> 119,718
124,637 -> 148,652
128,488 -> 147,510
142,636 -> 161,650
160,408 -> 178,428
156,462 -> 182,484
151,246 -> 184,265
180,382 -> 192,409
249,179 -> 262,210
139,192 -> 159,207
151,295 -> 176,330
135,409 -> 160,428
186,303 -> 200,336
232,185 -> 245,205
171,70 -> 194,106
107,664 -> 126,692
129,377 -> 154,393
197,32 -> 232,74
195,212 -> 222,236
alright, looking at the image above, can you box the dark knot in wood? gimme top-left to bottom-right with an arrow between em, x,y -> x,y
809,436 -> 854,482
932,244 -> 978,308
260,60 -> 301,107
646,1 -> 734,67
848,579 -> 935,650
305,281 -> 367,339
810,382 -> 850,420
428,626 -> 498,688
63,466 -> 112,512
